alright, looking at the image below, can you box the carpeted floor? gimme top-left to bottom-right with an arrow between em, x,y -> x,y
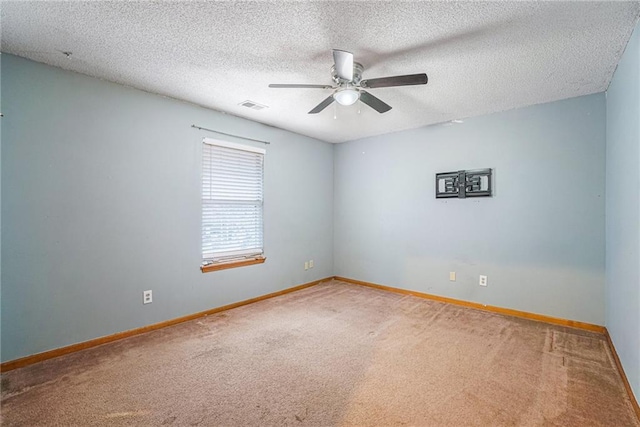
1,279 -> 638,426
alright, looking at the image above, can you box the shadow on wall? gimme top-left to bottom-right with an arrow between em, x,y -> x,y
401,257 -> 604,324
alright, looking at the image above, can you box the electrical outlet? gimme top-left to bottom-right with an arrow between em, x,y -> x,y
479,275 -> 488,287
143,290 -> 153,304
449,272 -> 456,281
309,260 -> 314,268
304,261 -> 309,270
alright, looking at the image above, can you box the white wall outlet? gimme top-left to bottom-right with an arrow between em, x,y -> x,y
479,275 -> 488,287
143,290 -> 153,304
304,261 -> 309,270
309,260 -> 314,268
449,272 -> 456,281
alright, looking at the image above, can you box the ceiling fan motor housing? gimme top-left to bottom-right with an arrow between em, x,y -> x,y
332,62 -> 364,85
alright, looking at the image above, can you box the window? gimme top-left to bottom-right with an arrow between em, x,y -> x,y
201,138 -> 265,272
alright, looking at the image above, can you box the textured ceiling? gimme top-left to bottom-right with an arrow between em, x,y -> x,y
2,1 -> 639,143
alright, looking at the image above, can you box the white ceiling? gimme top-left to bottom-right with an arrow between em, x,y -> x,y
2,1 -> 639,143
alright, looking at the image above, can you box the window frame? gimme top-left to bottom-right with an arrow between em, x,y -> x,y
200,137 -> 266,272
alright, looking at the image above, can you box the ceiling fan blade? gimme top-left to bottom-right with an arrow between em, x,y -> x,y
269,84 -> 333,89
308,95 -> 335,114
360,73 -> 428,89
359,91 -> 392,113
332,49 -> 354,81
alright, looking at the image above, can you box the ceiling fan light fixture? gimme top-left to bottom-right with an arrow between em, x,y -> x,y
333,88 -> 360,106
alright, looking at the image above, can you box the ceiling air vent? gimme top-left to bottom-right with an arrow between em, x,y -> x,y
239,100 -> 268,111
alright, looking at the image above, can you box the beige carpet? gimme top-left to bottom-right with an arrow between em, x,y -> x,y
1,279 -> 638,426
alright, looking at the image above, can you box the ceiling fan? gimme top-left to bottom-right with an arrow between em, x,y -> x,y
269,50 -> 428,114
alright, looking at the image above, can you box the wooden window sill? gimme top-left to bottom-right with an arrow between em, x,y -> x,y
201,257 -> 266,273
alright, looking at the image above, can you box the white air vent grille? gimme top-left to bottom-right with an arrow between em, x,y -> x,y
239,100 -> 268,111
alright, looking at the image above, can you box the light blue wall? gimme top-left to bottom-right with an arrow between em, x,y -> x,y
0,55 -> 334,362
334,94 -> 606,325
606,22 -> 640,400
0,54 -> 3,362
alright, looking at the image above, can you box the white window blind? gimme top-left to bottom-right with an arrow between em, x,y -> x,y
202,138 -> 265,262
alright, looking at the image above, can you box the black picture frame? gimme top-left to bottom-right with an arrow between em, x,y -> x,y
436,168 -> 492,199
